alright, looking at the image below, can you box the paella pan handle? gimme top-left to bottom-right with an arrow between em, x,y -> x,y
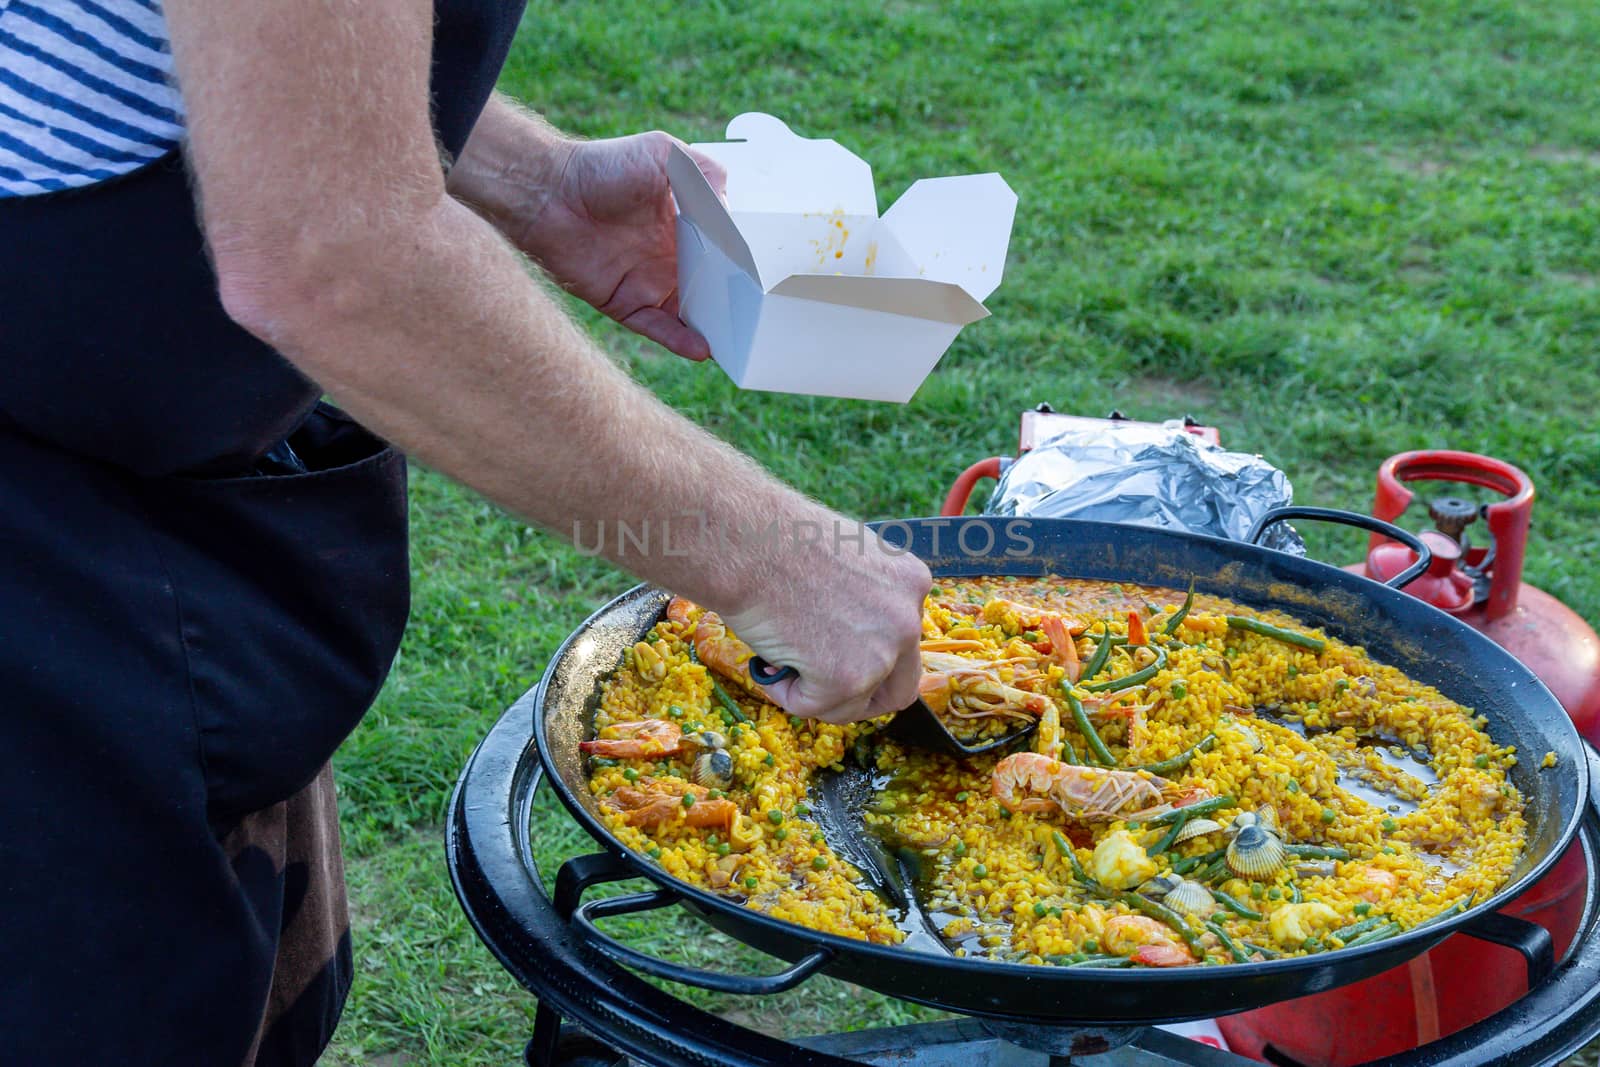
1454,909 -> 1556,988
1247,505 -> 1433,590
557,854 -> 833,995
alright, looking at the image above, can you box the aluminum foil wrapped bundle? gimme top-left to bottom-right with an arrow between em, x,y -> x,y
983,420 -> 1305,554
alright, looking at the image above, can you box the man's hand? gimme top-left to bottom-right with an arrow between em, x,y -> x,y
450,99 -> 724,362
720,524 -> 932,725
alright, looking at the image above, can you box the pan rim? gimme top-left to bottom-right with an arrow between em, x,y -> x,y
531,515 -> 1586,996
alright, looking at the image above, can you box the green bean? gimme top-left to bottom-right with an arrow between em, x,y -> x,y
1288,881 -> 1303,904
1224,616 -> 1327,652
1137,733 -> 1217,777
1418,898 -> 1471,928
1068,692 -> 1116,766
1210,888 -> 1262,920
1241,940 -> 1282,959
1345,921 -> 1403,947
1079,621 -> 1116,683
1082,645 -> 1169,693
1144,795 -> 1236,827
1067,954 -> 1134,968
1164,581 -> 1196,635
1059,736 -> 1080,765
1283,844 -> 1350,861
1148,813 -> 1191,858
1205,919 -> 1250,963
1052,830 -> 1094,888
1171,851 -> 1216,876
710,679 -> 750,723
1331,916 -> 1386,942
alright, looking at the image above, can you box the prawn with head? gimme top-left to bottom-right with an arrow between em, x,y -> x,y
990,752 -> 1205,822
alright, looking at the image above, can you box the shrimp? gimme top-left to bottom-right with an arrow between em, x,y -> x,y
579,719 -> 682,758
1348,864 -> 1400,902
991,752 -> 1172,822
919,668 -> 1055,723
665,596 -> 765,697
1039,613 -> 1081,682
608,778 -> 739,833
1103,915 -> 1196,967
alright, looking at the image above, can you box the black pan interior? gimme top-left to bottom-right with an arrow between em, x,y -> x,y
531,517 -> 1585,1021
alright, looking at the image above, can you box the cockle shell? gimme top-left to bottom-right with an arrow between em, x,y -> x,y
1226,824 -> 1287,878
1172,818 -> 1225,844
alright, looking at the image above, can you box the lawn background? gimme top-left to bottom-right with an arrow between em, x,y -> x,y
324,1 -> 1600,1061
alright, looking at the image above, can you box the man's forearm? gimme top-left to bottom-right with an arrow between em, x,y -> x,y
224,190 -> 828,617
446,94 -> 573,250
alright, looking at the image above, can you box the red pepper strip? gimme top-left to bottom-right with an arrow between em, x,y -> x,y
1127,610 -> 1147,647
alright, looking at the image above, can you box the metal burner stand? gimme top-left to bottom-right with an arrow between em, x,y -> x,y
448,699 -> 1600,1067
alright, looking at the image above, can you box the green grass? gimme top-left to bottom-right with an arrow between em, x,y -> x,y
325,1 -> 1600,1061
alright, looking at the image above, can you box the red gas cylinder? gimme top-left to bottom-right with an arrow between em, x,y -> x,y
1218,450 -> 1600,1065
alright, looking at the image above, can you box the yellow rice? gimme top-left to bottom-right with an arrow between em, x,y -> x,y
582,577 -> 1531,967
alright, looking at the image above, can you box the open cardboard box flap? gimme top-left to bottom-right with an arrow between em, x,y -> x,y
668,113 -> 1016,402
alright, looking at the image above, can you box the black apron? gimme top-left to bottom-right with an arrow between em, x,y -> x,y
0,1 -> 525,1062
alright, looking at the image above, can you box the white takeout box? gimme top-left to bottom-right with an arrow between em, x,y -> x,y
668,113 -> 1017,403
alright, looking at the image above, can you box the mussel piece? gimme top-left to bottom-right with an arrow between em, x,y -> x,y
1173,818 -> 1225,844
691,748 -> 735,790
1231,807 -> 1278,835
1163,878 -> 1217,918
691,730 -> 729,750
1140,875 -> 1180,900
1226,824 -> 1287,878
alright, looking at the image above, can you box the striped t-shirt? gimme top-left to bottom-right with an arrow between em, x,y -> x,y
0,0 -> 183,197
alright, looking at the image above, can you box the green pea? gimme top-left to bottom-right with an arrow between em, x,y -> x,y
706,833 -> 718,845
1474,754 -> 1490,769
998,805 -> 1012,819
1307,701 -> 1319,711
812,855 -> 829,870
1170,682 -> 1188,701
1321,809 -> 1337,824
716,842 -> 731,856
1381,817 -> 1397,832
1382,846 -> 1398,855
973,864 -> 989,878
1083,939 -> 1098,952
788,715 -> 803,729
929,586 -> 943,596
955,792 -> 970,803
1033,902 -> 1048,918
774,828 -> 788,841
1268,888 -> 1282,900
763,753 -> 775,766
796,802 -> 811,816
592,756 -> 617,768
1353,902 -> 1372,916
681,793 -> 696,809
648,847 -> 662,859
1287,665 -> 1298,678
768,810 -> 785,825
1250,882 -> 1265,899
623,768 -> 639,782
1336,678 -> 1350,691
1049,907 -> 1063,919
667,705 -> 685,719
708,789 -> 723,800
952,840 -> 967,856
745,876 -> 759,889
1286,780 -> 1301,794
811,831 -> 824,844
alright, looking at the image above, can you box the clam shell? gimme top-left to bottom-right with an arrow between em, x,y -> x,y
693,730 -> 729,750
1163,879 -> 1217,918
690,748 -> 735,790
1140,875 -> 1180,900
1172,818 -> 1225,844
1226,825 -> 1287,878
1231,807 -> 1278,834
